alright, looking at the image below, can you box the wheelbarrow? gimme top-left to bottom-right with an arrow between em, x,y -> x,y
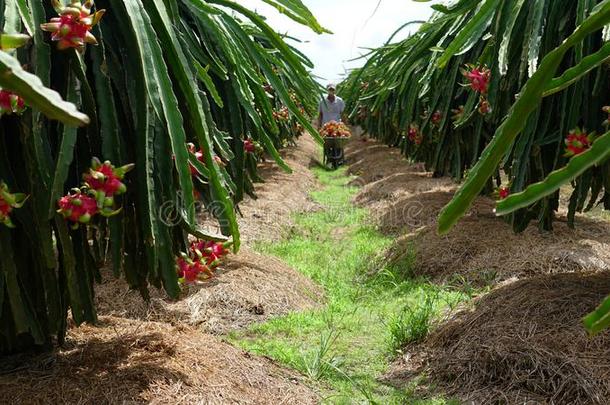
323,136 -> 350,169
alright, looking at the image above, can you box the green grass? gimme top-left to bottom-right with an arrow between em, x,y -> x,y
228,166 -> 466,404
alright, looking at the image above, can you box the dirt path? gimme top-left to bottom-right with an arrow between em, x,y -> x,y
235,135 -> 322,244
1,136 -> 325,405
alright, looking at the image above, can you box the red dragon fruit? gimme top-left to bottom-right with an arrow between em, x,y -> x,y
83,158 -> 133,215
564,128 -> 594,157
0,89 -> 26,116
190,240 -> 230,266
0,182 -> 27,228
186,143 -> 225,173
57,190 -> 99,225
497,186 -> 510,200
244,139 -> 256,154
431,111 -> 442,126
84,158 -> 133,197
462,65 -> 491,94
176,239 -> 232,284
407,124 -> 422,145
40,0 -> 105,52
176,256 -> 213,283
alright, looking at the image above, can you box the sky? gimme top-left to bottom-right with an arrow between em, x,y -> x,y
235,0 -> 442,84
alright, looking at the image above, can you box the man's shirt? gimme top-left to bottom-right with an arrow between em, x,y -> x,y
319,96 -> 345,124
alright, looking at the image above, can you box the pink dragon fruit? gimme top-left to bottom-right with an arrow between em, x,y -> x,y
40,0 -> 105,52
57,190 -> 99,225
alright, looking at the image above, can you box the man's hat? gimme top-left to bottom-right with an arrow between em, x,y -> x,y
326,83 -> 336,90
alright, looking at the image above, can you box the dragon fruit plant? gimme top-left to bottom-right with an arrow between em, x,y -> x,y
339,0 -> 610,336
1,0 -> 325,354
40,0 -> 105,51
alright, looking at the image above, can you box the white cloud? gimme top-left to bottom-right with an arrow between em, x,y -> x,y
235,0 -> 441,84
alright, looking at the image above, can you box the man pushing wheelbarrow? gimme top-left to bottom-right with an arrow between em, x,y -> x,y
317,84 -> 350,169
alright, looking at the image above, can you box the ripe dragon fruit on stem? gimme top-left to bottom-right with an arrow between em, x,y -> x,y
462,64 -> 491,94
190,240 -> 231,266
407,124 -> 422,145
0,182 -> 27,228
176,239 -> 232,284
57,189 -> 99,227
83,158 -> 134,215
0,89 -> 26,116
186,143 -> 225,175
40,0 -> 105,52
431,111 -> 442,126
244,139 -> 256,154
176,256 -> 214,283
496,186 -> 510,200
564,128 -> 594,157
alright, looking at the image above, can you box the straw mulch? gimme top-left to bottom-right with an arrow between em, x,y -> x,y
96,248 -> 323,335
386,212 -> 610,286
345,135 -> 455,220
346,132 -> 610,285
0,316 -> 318,405
346,142 -> 423,186
384,272 -> 610,405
